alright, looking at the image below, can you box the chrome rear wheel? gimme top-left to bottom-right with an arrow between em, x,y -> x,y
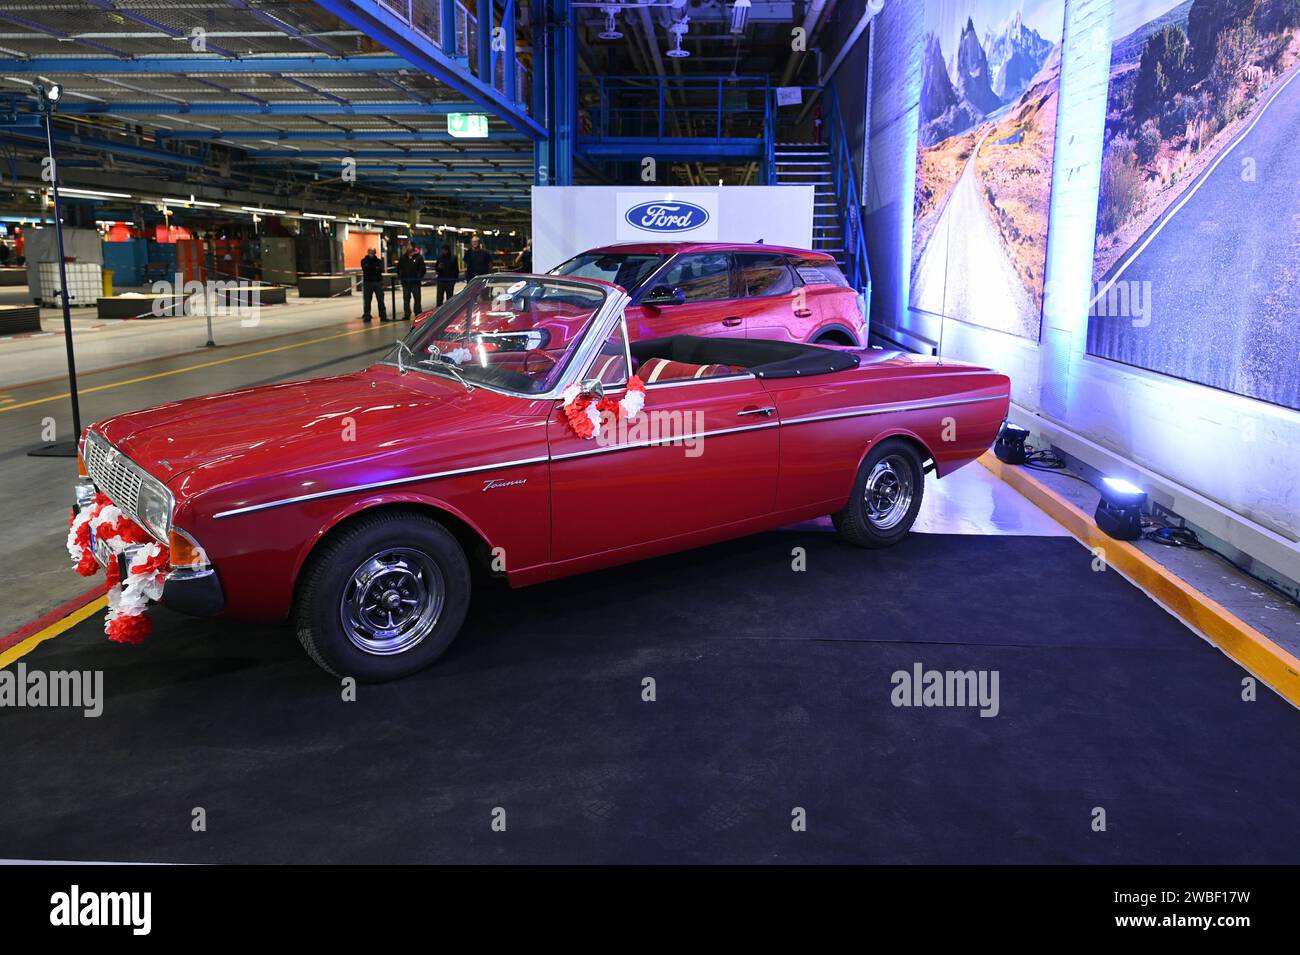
863,454 -> 916,531
832,439 -> 926,548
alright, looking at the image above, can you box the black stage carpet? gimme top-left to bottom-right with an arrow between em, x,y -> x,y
2,528 -> 1297,864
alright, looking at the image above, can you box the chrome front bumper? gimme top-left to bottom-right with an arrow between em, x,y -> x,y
77,479 -> 225,618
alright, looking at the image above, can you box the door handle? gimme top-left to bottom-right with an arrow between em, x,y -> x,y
737,406 -> 776,417
721,316 -> 743,328
793,308 -> 813,318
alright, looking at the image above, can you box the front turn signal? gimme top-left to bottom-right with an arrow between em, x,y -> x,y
168,527 -> 209,570
76,448 -> 88,477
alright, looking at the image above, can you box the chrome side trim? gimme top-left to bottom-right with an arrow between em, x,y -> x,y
643,372 -> 756,390
212,455 -> 551,519
781,393 -> 1009,427
212,393 -> 1008,519
551,420 -> 781,462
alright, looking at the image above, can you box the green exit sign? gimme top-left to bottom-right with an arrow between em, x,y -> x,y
447,112 -> 489,138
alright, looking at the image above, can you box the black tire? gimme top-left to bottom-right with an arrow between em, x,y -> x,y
294,510 -> 471,682
812,331 -> 856,347
832,439 -> 926,548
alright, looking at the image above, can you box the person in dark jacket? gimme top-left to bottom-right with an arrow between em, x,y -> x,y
512,239 -> 532,274
396,243 -> 427,319
463,234 -> 492,282
359,247 -> 388,323
435,244 -> 458,306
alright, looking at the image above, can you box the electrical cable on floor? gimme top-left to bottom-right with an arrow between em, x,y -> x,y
1021,446 -> 1095,487
1142,520 -> 1300,609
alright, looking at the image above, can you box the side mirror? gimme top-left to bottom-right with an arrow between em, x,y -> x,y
644,285 -> 685,306
578,378 -> 606,400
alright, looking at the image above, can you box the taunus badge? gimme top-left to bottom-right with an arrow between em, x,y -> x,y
482,478 -> 527,492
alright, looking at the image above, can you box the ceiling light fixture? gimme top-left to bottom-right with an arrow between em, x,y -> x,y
241,206 -> 286,215
729,0 -> 751,34
598,5 -> 623,40
667,17 -> 691,58
59,187 -> 133,200
163,196 -> 221,208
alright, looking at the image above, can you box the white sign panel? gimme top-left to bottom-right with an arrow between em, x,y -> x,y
531,186 -> 816,273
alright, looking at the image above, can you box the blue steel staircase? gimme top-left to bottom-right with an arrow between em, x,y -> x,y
772,143 -> 842,263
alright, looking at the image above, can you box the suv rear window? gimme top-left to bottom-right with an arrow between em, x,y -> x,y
789,256 -> 848,288
735,252 -> 795,297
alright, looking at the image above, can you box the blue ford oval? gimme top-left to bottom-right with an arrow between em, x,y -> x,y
624,200 -> 710,233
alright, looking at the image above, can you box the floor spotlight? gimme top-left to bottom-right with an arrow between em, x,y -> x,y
994,421 -> 1029,465
1095,477 -> 1147,541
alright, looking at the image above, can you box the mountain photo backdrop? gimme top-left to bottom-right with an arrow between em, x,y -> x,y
1089,0 -> 1300,411
910,0 -> 1065,341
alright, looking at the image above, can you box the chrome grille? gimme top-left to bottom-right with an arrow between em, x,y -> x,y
84,432 -> 144,522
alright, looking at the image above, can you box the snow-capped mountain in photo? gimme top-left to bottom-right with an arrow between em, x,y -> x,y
955,16 -> 1003,115
918,30 -> 984,146
983,8 -> 1054,101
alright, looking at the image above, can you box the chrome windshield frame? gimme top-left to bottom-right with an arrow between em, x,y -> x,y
376,274 -> 631,401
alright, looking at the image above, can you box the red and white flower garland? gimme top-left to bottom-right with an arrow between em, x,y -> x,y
67,492 -> 170,644
559,375 -> 646,439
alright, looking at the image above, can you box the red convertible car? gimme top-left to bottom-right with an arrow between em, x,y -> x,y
74,274 -> 1009,681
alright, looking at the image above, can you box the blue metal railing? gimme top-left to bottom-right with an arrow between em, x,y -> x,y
824,83 -> 872,307
581,74 -> 771,143
377,0 -> 529,104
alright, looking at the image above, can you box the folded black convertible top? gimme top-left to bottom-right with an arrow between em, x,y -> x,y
629,335 -> 860,379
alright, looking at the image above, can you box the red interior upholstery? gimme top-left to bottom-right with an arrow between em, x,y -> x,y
638,356 -> 738,383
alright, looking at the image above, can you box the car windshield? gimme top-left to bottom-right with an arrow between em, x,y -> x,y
550,251 -> 665,292
385,276 -> 608,395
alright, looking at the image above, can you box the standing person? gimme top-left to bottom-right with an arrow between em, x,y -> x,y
360,246 -> 388,323
396,242 -> 427,319
464,234 -> 492,282
512,239 -> 532,273
435,244 -> 458,306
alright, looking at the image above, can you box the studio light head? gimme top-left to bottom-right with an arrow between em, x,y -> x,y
35,82 -> 62,111
1095,476 -> 1147,541
994,421 -> 1029,465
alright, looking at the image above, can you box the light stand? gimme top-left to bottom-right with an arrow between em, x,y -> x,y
28,81 -> 82,459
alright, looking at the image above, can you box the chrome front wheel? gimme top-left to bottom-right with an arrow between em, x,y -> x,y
339,547 -> 445,656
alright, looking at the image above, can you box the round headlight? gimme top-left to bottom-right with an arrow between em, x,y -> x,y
137,480 -> 173,541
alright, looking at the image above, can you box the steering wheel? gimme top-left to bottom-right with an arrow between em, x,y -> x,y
522,349 -> 557,378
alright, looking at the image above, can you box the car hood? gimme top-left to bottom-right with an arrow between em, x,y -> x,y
93,366 -> 490,488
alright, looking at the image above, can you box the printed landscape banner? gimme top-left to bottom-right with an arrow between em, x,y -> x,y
1088,0 -> 1300,412
910,0 -> 1066,340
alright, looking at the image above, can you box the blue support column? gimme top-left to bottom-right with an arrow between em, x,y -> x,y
553,0 -> 574,184
531,0 -> 549,184
503,0 -> 518,104
440,0 -> 456,53
477,0 -> 494,85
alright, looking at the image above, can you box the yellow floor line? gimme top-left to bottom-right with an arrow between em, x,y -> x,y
0,325 -> 380,414
979,451 -> 1300,707
0,595 -> 108,669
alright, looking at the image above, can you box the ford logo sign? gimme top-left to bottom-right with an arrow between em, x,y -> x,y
624,200 -> 710,233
